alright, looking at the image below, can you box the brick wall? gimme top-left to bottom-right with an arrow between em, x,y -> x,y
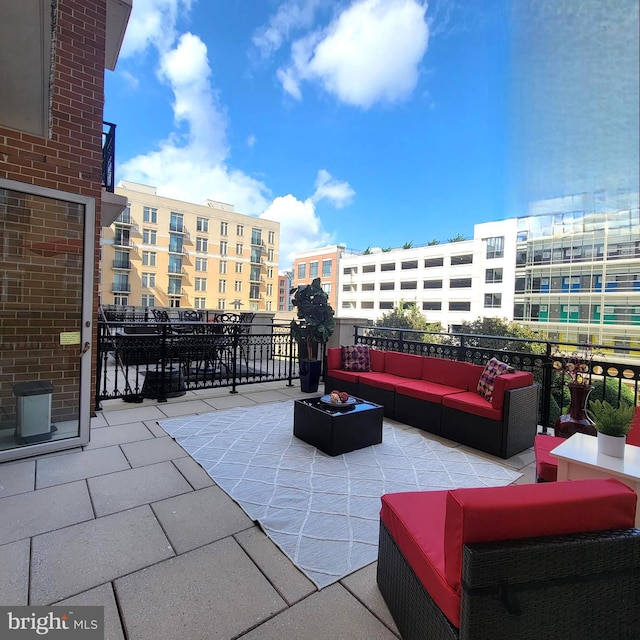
0,0 -> 107,425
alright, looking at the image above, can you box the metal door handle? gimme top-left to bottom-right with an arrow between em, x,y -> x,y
80,341 -> 91,357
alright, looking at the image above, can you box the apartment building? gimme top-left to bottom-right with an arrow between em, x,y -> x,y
278,270 -> 293,312
291,245 -> 352,311
334,199 -> 640,349
337,220 -> 516,332
0,0 -> 131,461
100,182 -> 280,312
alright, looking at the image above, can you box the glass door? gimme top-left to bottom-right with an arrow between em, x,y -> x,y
0,179 -> 94,461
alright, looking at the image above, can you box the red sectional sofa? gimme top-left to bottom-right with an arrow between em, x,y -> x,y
377,478 -> 640,640
325,348 -> 539,459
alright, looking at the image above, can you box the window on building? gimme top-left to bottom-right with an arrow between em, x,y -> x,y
267,267 -> 274,278
401,260 -> 418,269
485,268 -> 503,283
113,273 -> 129,291
250,265 -> 261,280
298,263 -> 306,279
168,256 -> 182,274
267,248 -> 274,261
267,283 -> 273,296
169,297 -> 181,308
361,301 -> 374,309
192,238 -> 205,253
114,227 -> 130,246
195,277 -> 207,292
380,282 -> 395,290
194,297 -> 206,309
235,262 -> 242,273
422,301 -> 442,311
168,277 -> 182,295
268,230 -> 275,244
219,279 -> 226,293
342,301 -> 356,309
450,278 -> 472,288
235,280 -> 242,292
379,301 -> 394,309
170,212 -> 184,233
381,262 -> 395,271
141,294 -> 155,307
113,295 -> 129,305
309,261 -> 318,277
218,299 -> 226,309
485,236 -> 504,259
424,257 -> 444,268
423,279 -> 442,289
220,221 -> 228,236
143,206 -> 157,223
484,293 -> 502,308
197,217 -> 209,232
236,243 -> 243,255
401,281 -> 417,290
322,259 -> 332,276
251,229 -> 262,245
195,257 -> 207,271
141,272 -> 155,288
451,254 -> 473,265
142,251 -> 156,266
343,266 -> 358,275
219,260 -> 227,274
361,282 -> 375,291
343,284 -> 356,292
143,229 -> 156,244
250,283 -> 260,299
237,224 -> 244,236
449,301 -> 471,311
321,283 -> 331,295
169,234 -> 183,254
219,240 -> 227,255
362,264 -> 375,273
266,301 -> 273,311
113,249 -> 129,269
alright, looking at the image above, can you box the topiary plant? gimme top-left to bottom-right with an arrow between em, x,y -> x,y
588,399 -> 635,437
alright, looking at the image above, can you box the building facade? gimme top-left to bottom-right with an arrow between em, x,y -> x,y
291,245 -> 354,312
100,182 -> 281,312
278,270 -> 293,312
0,0 -> 131,461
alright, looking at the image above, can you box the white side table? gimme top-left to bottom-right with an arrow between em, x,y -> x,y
551,432 -> 640,526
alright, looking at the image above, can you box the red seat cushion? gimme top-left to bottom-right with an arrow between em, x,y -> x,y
443,478 -> 637,595
534,434 -> 564,481
357,372 -> 401,391
395,379 -> 465,403
381,491 -> 461,627
441,390 -> 502,421
384,351 -> 423,379
327,369 -> 361,384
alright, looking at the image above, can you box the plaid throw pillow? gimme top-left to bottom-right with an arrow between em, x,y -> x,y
341,345 -> 371,372
477,357 -> 515,402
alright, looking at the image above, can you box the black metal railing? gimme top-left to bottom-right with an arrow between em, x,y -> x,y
353,325 -> 640,431
95,318 -> 297,408
102,121 -> 116,192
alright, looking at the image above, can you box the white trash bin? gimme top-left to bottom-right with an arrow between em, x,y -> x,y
13,381 -> 55,444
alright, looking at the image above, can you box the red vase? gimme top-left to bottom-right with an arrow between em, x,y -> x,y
554,383 -> 596,438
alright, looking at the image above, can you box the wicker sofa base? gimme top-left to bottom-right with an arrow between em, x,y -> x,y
377,521 -> 640,640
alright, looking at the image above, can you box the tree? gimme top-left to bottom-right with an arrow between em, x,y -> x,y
362,246 -> 372,255
446,317 -> 546,354
371,302 -> 442,342
402,241 -> 414,249
447,233 -> 467,242
427,239 -> 440,245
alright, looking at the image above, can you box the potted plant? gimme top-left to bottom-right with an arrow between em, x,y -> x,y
290,277 -> 335,392
588,399 -> 635,458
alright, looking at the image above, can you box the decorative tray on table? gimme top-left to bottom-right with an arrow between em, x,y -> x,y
319,394 -> 357,410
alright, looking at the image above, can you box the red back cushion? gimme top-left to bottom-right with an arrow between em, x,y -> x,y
422,358 -> 469,388
443,478 -> 636,593
327,348 -> 342,371
369,349 -> 386,372
385,352 -> 423,379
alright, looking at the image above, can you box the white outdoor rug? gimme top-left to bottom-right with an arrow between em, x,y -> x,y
158,401 -> 521,588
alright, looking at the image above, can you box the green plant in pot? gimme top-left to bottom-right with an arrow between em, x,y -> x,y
588,399 -> 635,458
290,277 -> 335,393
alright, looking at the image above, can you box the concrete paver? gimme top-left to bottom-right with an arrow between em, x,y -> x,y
0,539 -> 30,605
120,435 -> 188,467
30,505 -> 175,604
0,459 -> 34,498
115,538 -> 287,640
83,422 -> 154,450
88,461 -> 193,516
171,455 -> 216,489
152,485 -> 252,553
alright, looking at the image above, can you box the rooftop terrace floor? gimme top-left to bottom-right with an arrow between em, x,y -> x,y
0,381 -> 537,639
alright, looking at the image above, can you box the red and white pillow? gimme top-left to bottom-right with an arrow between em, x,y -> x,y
477,357 -> 514,402
341,345 -> 371,372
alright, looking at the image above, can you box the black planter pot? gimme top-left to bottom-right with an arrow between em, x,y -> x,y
299,359 -> 322,393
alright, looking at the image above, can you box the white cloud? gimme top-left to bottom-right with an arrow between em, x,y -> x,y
246,135 -> 257,148
277,0 -> 429,108
261,169 -> 353,266
120,0 -> 193,57
252,0 -> 324,58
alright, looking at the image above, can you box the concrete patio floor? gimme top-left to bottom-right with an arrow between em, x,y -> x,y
0,381 -> 537,640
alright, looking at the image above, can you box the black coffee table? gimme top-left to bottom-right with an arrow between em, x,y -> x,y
293,396 -> 384,456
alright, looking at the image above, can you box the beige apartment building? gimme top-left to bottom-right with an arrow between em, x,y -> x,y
100,182 -> 280,312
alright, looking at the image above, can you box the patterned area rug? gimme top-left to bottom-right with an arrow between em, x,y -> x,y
158,401 -> 521,588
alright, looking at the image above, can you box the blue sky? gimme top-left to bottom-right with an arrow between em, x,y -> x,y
104,0 -> 513,267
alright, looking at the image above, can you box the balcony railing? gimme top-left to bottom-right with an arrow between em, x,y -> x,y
102,121 -> 116,193
111,283 -> 131,293
112,260 -> 131,270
